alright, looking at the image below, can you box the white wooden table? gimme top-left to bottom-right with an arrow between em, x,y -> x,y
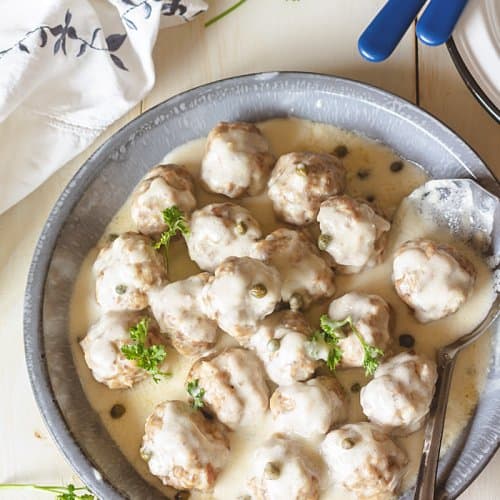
1,1 -> 498,498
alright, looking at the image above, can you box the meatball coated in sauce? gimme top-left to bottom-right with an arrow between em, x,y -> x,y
249,310 -> 317,385
80,312 -> 164,389
140,400 -> 230,492
130,164 -> 196,236
93,232 -> 166,312
267,152 -> 346,226
317,195 -> 391,273
392,239 -> 476,323
251,228 -> 336,309
186,202 -> 262,272
248,435 -> 320,500
327,292 -> 391,368
321,422 -> 408,498
202,256 -> 282,339
148,273 -> 218,357
201,122 -> 275,198
188,347 -> 269,429
361,352 -> 437,435
270,376 -> 347,438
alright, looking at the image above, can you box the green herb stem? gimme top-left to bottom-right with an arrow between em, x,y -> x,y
205,0 -> 248,27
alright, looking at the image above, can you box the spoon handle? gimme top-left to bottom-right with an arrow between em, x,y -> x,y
416,0 -> 469,46
414,352 -> 457,500
358,0 -> 426,62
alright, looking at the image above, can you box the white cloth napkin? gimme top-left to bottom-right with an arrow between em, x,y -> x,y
0,0 -> 207,215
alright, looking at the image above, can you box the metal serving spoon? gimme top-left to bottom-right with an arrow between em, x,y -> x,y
403,179 -> 500,500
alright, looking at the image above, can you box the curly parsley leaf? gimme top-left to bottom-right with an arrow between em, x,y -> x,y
311,314 -> 384,376
121,318 -> 170,383
187,379 -> 205,410
0,483 -> 95,499
153,206 -> 190,255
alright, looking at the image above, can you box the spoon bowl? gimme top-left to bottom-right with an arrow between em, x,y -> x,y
408,179 -> 500,499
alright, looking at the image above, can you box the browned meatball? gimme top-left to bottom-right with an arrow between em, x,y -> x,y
131,164 -> 196,235
93,232 -> 166,312
393,239 -> 476,322
268,152 -> 345,225
140,400 -> 230,491
187,347 -> 269,429
201,122 -> 275,198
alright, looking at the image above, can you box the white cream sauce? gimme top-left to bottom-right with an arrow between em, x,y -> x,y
69,118 -> 495,499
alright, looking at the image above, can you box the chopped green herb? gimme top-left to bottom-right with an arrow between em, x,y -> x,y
121,318 -> 169,383
154,205 -> 190,256
311,315 -> 384,376
187,379 -> 205,410
0,483 -> 94,499
350,382 -> 361,393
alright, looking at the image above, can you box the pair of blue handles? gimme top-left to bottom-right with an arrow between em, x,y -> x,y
359,0 -> 469,62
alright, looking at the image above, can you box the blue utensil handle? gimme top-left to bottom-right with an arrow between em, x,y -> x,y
416,0 -> 469,46
358,0 -> 426,62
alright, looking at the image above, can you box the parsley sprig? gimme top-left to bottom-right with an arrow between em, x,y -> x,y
187,379 -> 205,410
121,318 -> 169,383
153,206 -> 190,255
0,483 -> 94,499
310,315 -> 384,377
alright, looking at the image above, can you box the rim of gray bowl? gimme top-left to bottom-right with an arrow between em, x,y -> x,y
23,71 -> 499,500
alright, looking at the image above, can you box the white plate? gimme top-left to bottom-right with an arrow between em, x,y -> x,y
449,0 -> 500,121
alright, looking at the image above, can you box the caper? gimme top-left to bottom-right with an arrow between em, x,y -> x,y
350,382 -> 361,393
140,448 -> 152,462
267,338 -> 280,352
110,403 -> 126,419
318,234 -> 331,251
235,220 -> 248,235
115,284 -> 127,295
399,333 -> 415,348
366,194 -> 376,203
289,293 -> 304,311
390,160 -> 404,172
174,492 -> 190,500
250,283 -> 267,298
357,169 -> 370,180
264,461 -> 281,480
341,438 -> 355,449
295,163 -> 308,176
333,144 -> 349,158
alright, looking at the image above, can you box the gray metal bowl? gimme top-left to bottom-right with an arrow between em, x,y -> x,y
24,72 -> 499,500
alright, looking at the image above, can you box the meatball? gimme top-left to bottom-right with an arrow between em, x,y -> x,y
361,352 -> 437,435
327,292 -> 391,368
248,435 -> 319,500
93,232 -> 166,312
140,400 -> 230,491
320,422 -> 408,498
249,311 -> 317,385
188,347 -> 269,429
130,164 -> 196,235
392,239 -> 476,323
200,122 -> 275,198
252,228 -> 336,309
268,152 -> 345,226
148,273 -> 218,357
187,203 -> 262,272
270,376 -> 347,438
80,312 -> 165,389
202,257 -> 282,339
317,195 -> 391,273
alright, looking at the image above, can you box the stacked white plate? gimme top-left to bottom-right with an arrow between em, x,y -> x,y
449,0 -> 500,121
